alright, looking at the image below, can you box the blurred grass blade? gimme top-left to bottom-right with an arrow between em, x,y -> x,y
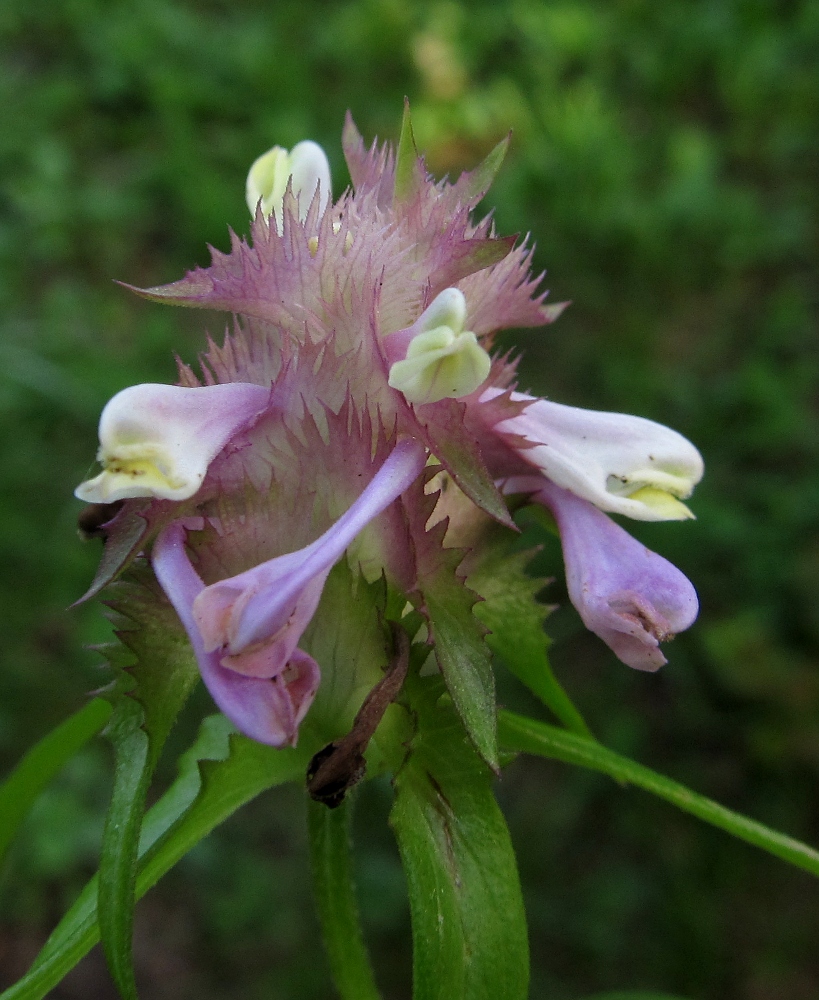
499,710 -> 819,879
0,698 -> 112,869
307,797 -> 381,1000
0,719 -> 317,1000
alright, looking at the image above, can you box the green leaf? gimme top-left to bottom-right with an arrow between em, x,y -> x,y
97,566 -> 200,999
418,399 -> 515,531
430,235 -> 517,296
0,699 -> 112,870
307,797 -> 381,1000
468,532 -> 590,736
456,133 -> 511,205
98,699 -> 150,1000
390,685 -> 528,1000
2,720 -> 317,1000
394,98 -> 421,203
498,710 -> 819,879
301,560 -> 391,743
402,477 -> 499,770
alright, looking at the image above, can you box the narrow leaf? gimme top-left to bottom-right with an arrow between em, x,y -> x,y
75,504 -> 152,604
430,235 -> 516,297
307,797 -> 381,1000
418,398 -> 515,530
97,567 -> 200,998
584,993 -> 692,1000
498,710 -> 819,879
394,98 -> 421,203
391,686 -> 528,1000
0,699 -> 112,869
98,699 -> 150,1000
401,476 -> 499,770
2,723 -> 317,1000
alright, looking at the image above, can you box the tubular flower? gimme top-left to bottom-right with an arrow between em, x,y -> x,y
75,382 -> 270,503
190,439 -> 427,679
153,520 -> 320,746
76,109 -> 704,753
481,389 -> 703,522
504,477 -> 698,671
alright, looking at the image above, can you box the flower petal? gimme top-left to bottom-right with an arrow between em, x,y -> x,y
487,390 -> 703,521
75,382 -> 270,504
192,438 -> 428,663
508,476 -> 698,671
152,521 -> 320,746
386,288 -> 491,405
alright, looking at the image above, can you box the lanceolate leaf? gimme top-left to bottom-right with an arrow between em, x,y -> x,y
394,98 -> 422,203
429,236 -> 517,298
418,398 -> 515,530
402,477 -> 498,770
97,566 -> 200,999
2,720 -> 317,1000
584,992 -> 692,1000
0,699 -> 112,870
468,531 -> 590,736
498,710 -> 819,879
390,683 -> 528,1000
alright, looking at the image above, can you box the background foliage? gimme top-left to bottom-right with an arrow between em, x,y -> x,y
0,0 -> 817,996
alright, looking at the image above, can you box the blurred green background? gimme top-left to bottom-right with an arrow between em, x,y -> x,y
1,0 -> 818,997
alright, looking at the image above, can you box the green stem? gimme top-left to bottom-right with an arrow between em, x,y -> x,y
307,797 -> 381,1000
499,709 -> 819,879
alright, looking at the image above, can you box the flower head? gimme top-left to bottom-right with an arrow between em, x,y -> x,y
77,107 -> 703,753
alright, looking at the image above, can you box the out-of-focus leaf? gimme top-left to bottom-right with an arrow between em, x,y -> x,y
96,566 -> 200,999
0,719 -> 317,1000
583,992 -> 692,1000
0,698 -> 112,870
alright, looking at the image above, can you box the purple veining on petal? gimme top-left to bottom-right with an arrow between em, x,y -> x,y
152,521 -> 320,746
506,476 -> 699,671
191,437 -> 428,671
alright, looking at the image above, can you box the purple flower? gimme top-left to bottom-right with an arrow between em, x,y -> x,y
505,476 -> 698,671
152,520 -> 320,746
76,109 -> 704,745
190,439 -> 426,677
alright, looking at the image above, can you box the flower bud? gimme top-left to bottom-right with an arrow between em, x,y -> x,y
387,288 -> 491,405
245,139 -> 331,230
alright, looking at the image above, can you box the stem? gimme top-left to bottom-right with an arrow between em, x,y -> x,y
499,709 -> 819,879
307,796 -> 381,1000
